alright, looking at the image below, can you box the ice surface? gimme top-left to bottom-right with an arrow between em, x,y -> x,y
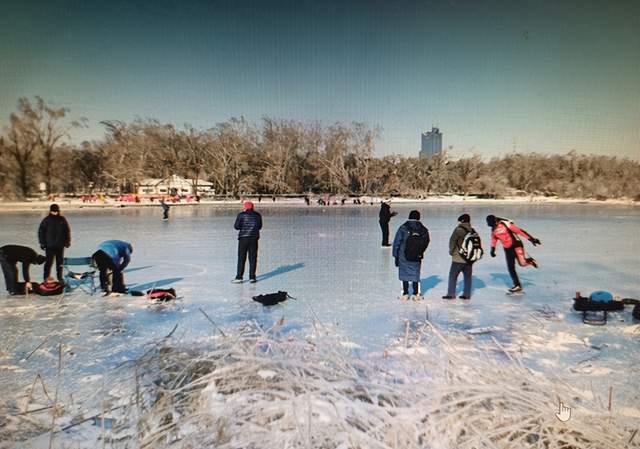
0,203 -> 639,445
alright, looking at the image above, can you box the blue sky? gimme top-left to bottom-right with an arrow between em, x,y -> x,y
1,0 -> 638,159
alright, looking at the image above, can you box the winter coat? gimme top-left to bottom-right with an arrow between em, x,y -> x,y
379,203 -> 396,224
38,214 -> 71,249
449,222 -> 473,264
234,210 -> 262,239
490,219 -> 532,250
97,240 -> 132,271
0,245 -> 40,282
392,220 -> 430,282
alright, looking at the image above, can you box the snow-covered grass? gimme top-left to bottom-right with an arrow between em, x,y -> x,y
77,319 -> 636,449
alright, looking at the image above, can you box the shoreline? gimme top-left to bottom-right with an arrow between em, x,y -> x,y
0,195 -> 638,211
1,195 -> 638,211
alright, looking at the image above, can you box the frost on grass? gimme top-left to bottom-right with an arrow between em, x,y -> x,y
91,320 -> 637,449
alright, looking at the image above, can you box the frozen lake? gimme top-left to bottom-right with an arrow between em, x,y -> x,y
1,202 -> 639,428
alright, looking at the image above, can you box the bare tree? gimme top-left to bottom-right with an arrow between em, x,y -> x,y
1,110 -> 41,198
181,124 -> 210,195
10,97 -> 86,194
209,117 -> 258,197
346,122 -> 381,193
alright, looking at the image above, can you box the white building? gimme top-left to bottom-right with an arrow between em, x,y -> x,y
137,175 -> 214,196
419,127 -> 443,158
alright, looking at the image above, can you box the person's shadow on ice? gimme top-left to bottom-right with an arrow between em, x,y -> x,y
456,276 -> 487,294
420,275 -> 441,295
256,263 -> 305,282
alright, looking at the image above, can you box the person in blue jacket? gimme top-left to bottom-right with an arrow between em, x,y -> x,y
232,201 -> 262,283
91,240 -> 133,294
392,210 -> 430,301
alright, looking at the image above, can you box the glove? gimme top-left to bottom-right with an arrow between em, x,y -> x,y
394,257 -> 399,267
490,247 -> 496,258
391,212 -> 398,217
40,244 -> 46,250
530,238 -> 541,246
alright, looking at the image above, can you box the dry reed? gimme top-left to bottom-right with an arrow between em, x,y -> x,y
100,319 -> 638,449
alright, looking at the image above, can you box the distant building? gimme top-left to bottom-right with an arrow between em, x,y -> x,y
419,127 -> 443,158
137,175 -> 214,196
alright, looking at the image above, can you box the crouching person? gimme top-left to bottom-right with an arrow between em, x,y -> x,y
91,240 -> 133,295
0,245 -> 46,295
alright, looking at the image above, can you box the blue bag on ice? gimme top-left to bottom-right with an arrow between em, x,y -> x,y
589,291 -> 613,303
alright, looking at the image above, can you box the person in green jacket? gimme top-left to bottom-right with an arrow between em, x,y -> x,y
443,214 -> 474,300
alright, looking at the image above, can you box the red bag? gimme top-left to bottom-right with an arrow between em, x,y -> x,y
34,281 -> 64,296
146,288 -> 177,301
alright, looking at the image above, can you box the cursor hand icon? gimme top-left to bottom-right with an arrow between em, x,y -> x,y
555,401 -> 571,422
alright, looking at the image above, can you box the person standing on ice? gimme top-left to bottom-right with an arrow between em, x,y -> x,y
232,201 -> 262,284
378,199 -> 397,247
38,204 -> 71,284
486,215 -> 541,294
392,210 -> 430,301
91,240 -> 133,295
443,214 -> 480,300
160,199 -> 170,220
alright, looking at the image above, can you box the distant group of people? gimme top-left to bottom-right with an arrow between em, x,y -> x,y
0,204 -> 133,296
381,201 -> 541,300
316,196 -> 372,206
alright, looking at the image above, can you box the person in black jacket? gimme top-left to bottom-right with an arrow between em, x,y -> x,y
232,201 -> 262,283
0,245 -> 46,294
160,199 -> 170,220
379,199 -> 397,247
38,204 -> 71,284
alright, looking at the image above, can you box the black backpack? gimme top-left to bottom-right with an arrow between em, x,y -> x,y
458,227 -> 484,263
253,291 -> 293,306
404,226 -> 430,262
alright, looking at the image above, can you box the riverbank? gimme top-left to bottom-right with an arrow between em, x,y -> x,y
1,195 -> 638,211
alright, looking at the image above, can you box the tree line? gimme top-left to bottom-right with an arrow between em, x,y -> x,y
1,97 -> 639,200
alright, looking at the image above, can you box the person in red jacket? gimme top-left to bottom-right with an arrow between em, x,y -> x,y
486,215 -> 541,293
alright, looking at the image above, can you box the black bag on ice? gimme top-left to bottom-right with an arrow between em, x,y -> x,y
573,291 -> 624,325
252,291 -> 292,306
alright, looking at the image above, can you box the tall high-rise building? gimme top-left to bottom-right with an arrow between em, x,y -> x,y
419,127 -> 442,158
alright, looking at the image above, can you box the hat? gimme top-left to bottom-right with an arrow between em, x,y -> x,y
243,201 -> 254,210
408,210 -> 420,220
486,215 -> 496,227
50,204 -> 60,213
458,213 -> 470,223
